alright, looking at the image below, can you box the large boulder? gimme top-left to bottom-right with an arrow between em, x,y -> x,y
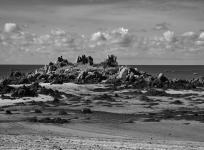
117,67 -> 129,81
157,73 -> 168,83
11,85 -> 38,97
77,71 -> 88,83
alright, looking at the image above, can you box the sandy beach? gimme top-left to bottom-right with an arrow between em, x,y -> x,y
0,0 -> 204,149
0,83 -> 204,149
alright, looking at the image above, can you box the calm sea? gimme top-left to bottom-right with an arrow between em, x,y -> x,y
0,65 -> 204,80
0,65 -> 43,79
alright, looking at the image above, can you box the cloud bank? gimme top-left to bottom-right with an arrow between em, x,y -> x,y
0,23 -> 204,64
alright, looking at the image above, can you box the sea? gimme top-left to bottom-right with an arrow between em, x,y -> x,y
0,65 -> 204,80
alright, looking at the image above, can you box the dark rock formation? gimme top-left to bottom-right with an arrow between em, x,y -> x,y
11,85 -> 38,98
77,55 -> 93,65
100,55 -> 118,67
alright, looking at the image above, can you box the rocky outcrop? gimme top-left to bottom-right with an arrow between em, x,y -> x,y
76,55 -> 93,65
100,55 -> 118,67
11,85 -> 38,98
2,55 -> 204,90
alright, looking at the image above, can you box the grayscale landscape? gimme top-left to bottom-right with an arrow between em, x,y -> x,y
0,0 -> 204,149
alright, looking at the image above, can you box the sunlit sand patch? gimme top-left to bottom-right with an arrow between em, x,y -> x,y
0,94 -> 53,107
166,89 -> 204,96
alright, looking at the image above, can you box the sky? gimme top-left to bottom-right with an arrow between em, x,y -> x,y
0,0 -> 204,65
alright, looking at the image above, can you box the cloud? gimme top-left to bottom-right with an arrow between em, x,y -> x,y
4,23 -> 20,33
199,32 -> 204,40
1,23 -> 204,64
90,27 -> 133,48
163,31 -> 176,42
154,22 -> 170,31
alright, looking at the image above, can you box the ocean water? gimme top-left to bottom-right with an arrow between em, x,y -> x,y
0,65 -> 43,79
0,65 -> 204,80
134,65 -> 204,80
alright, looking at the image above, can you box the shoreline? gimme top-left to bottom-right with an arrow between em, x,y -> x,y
0,57 -> 204,149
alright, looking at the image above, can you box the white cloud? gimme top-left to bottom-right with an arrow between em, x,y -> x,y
199,32 -> 204,40
163,30 -> 176,42
1,25 -> 204,64
195,41 -> 204,46
4,23 -> 20,33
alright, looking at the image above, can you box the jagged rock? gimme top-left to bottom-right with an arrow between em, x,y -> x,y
102,54 -> 118,67
145,89 -> 168,96
5,110 -> 12,115
77,71 -> 88,83
1,78 -> 12,85
117,67 -> 129,81
11,85 -> 38,97
9,71 -> 24,78
50,78 -> 63,84
158,73 -> 168,82
77,55 -> 93,65
0,84 -> 14,94
18,78 -> 31,84
170,79 -> 196,89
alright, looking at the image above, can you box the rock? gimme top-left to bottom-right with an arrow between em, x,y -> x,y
88,56 -> 93,65
50,78 -> 63,84
9,71 -> 24,78
77,71 -> 88,83
34,109 -> 42,113
5,110 -> 12,115
157,73 -> 168,82
59,110 -> 67,115
124,119 -> 134,123
117,67 -> 129,81
0,84 -> 15,94
11,85 -> 38,97
81,108 -> 92,114
37,117 -> 70,124
170,100 -> 183,105
76,55 -> 94,65
18,78 -> 31,84
104,55 -> 118,67
145,89 -> 168,96
170,79 -> 196,89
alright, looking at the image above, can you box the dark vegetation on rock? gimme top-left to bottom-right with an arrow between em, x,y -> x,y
0,81 -> 63,99
28,116 -> 70,124
77,55 -> 93,65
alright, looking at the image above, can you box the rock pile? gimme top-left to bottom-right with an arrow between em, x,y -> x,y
1,55 -> 204,90
0,82 -> 62,99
